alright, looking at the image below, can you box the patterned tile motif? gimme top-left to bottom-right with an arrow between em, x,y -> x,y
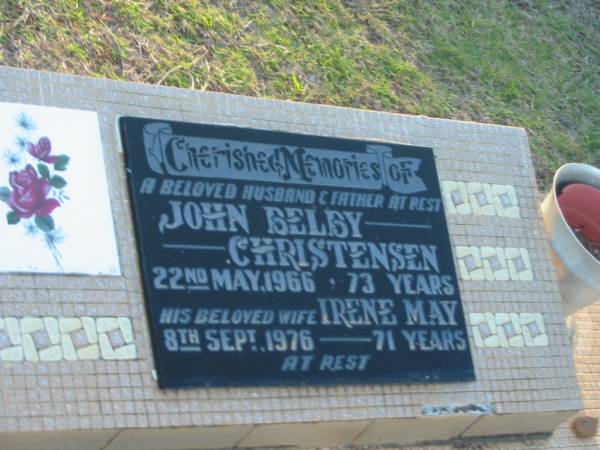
442,181 -> 519,217
0,317 -> 136,362
455,246 -> 533,281
469,313 -> 549,348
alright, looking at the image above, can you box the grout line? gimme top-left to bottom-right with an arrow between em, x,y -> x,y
457,415 -> 484,438
350,419 -> 375,444
100,429 -> 122,450
233,424 -> 256,449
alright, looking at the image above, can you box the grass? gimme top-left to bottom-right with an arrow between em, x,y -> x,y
0,0 -> 598,188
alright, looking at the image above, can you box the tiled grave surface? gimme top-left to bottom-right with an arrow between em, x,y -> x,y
0,66 -> 587,449
362,302 -> 600,449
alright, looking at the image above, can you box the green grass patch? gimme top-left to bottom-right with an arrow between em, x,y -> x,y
0,0 -> 598,188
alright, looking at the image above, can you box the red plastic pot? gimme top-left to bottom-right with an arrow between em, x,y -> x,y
558,183 -> 600,246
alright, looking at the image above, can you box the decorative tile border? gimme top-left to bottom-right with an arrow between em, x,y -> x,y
0,317 -> 136,362
442,181 -> 519,218
469,312 -> 549,348
455,246 -> 533,281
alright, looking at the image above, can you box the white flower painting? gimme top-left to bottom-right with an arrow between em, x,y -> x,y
0,102 -> 120,275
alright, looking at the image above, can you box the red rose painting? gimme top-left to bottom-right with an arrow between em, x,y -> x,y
0,112 -> 70,267
28,137 -> 58,163
8,165 -> 60,218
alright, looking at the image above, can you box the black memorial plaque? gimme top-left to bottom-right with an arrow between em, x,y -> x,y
120,117 -> 475,388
